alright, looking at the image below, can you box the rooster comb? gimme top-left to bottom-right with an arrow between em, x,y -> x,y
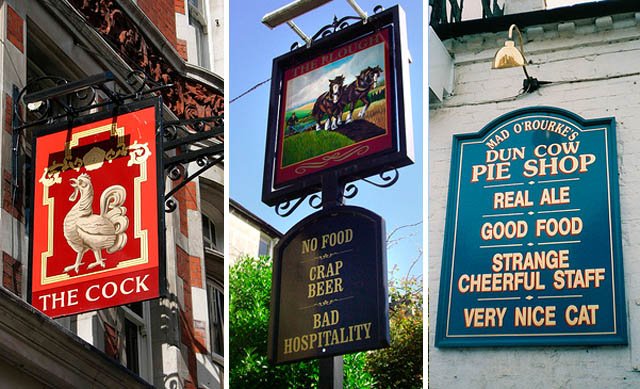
78,173 -> 91,180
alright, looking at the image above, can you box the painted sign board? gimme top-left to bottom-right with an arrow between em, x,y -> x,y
262,5 -> 413,206
29,99 -> 164,318
268,206 -> 390,364
435,106 -> 626,347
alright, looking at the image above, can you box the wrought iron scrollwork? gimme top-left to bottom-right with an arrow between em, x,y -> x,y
165,198 -> 178,213
430,0 -> 504,27
362,168 -> 399,188
310,15 -> 363,42
276,196 -> 308,217
344,183 -> 358,199
290,4 -> 384,50
309,194 -> 323,209
12,71 -> 224,216
15,76 -> 78,127
275,193 -> 327,217
167,164 -> 186,182
14,70 -> 172,132
162,115 -> 224,213
274,169 -> 399,217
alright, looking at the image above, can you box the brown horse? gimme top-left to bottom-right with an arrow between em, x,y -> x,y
340,66 -> 382,123
312,75 -> 345,131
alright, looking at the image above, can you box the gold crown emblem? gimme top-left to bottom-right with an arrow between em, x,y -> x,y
83,147 -> 106,171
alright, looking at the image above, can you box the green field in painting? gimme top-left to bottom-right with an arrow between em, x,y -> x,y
282,130 -> 354,167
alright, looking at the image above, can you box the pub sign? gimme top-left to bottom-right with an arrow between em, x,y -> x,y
268,206 -> 390,364
262,5 -> 413,206
29,99 -> 164,318
436,106 -> 627,347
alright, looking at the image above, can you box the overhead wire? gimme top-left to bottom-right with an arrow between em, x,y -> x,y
229,78 -> 271,104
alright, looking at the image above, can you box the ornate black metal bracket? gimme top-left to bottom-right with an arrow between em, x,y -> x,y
340,168 -> 399,202
12,71 -> 224,215
429,0 -> 504,27
274,193 -> 324,217
274,168 -> 399,217
290,5 -> 385,51
362,168 -> 399,188
163,115 -> 224,213
276,196 -> 307,217
13,70 -> 170,132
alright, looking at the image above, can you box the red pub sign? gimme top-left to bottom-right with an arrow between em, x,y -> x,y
29,100 -> 163,318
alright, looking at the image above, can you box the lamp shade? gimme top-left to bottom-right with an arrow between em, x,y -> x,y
492,40 -> 526,69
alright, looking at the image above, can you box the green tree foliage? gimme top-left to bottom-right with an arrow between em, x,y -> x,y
365,266 -> 423,388
230,255 -> 375,388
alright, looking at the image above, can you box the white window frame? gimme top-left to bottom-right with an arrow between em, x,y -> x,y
188,0 -> 211,69
121,303 -> 153,382
207,278 -> 224,365
202,213 -> 219,251
258,233 -> 274,258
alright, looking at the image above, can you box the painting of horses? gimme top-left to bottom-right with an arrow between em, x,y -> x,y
275,26 -> 394,182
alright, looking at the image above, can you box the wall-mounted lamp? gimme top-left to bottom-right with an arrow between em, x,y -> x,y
493,24 -> 550,93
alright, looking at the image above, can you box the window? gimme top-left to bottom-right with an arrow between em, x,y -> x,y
258,234 -> 272,257
203,214 -> 218,250
122,302 -> 152,381
124,318 -> 140,374
188,0 -> 211,69
207,280 -> 224,358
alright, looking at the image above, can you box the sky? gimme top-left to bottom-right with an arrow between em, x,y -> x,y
229,0 -> 424,279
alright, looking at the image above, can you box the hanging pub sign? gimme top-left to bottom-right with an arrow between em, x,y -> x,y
28,98 -> 164,319
268,206 -> 389,364
435,106 -> 626,347
262,5 -> 413,206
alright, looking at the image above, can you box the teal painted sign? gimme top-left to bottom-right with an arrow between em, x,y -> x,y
436,107 -> 627,347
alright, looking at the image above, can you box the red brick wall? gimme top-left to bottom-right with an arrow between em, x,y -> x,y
137,0 -> 177,48
173,181 -> 198,237
173,174 -> 207,387
5,94 -> 12,134
6,5 -> 24,53
2,169 -> 23,222
175,0 -> 186,14
104,323 -> 120,360
176,38 -> 188,61
3,252 -> 21,297
176,240 -> 208,387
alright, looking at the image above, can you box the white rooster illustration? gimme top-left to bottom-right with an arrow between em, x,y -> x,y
63,173 -> 129,274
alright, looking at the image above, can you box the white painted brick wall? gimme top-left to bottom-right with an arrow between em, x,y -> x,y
430,13 -> 640,388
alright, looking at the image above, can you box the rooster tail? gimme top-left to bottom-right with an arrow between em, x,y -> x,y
100,185 -> 126,215
107,231 -> 128,254
101,185 -> 129,254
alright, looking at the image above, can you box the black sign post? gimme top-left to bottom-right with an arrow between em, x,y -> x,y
262,5 -> 412,387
